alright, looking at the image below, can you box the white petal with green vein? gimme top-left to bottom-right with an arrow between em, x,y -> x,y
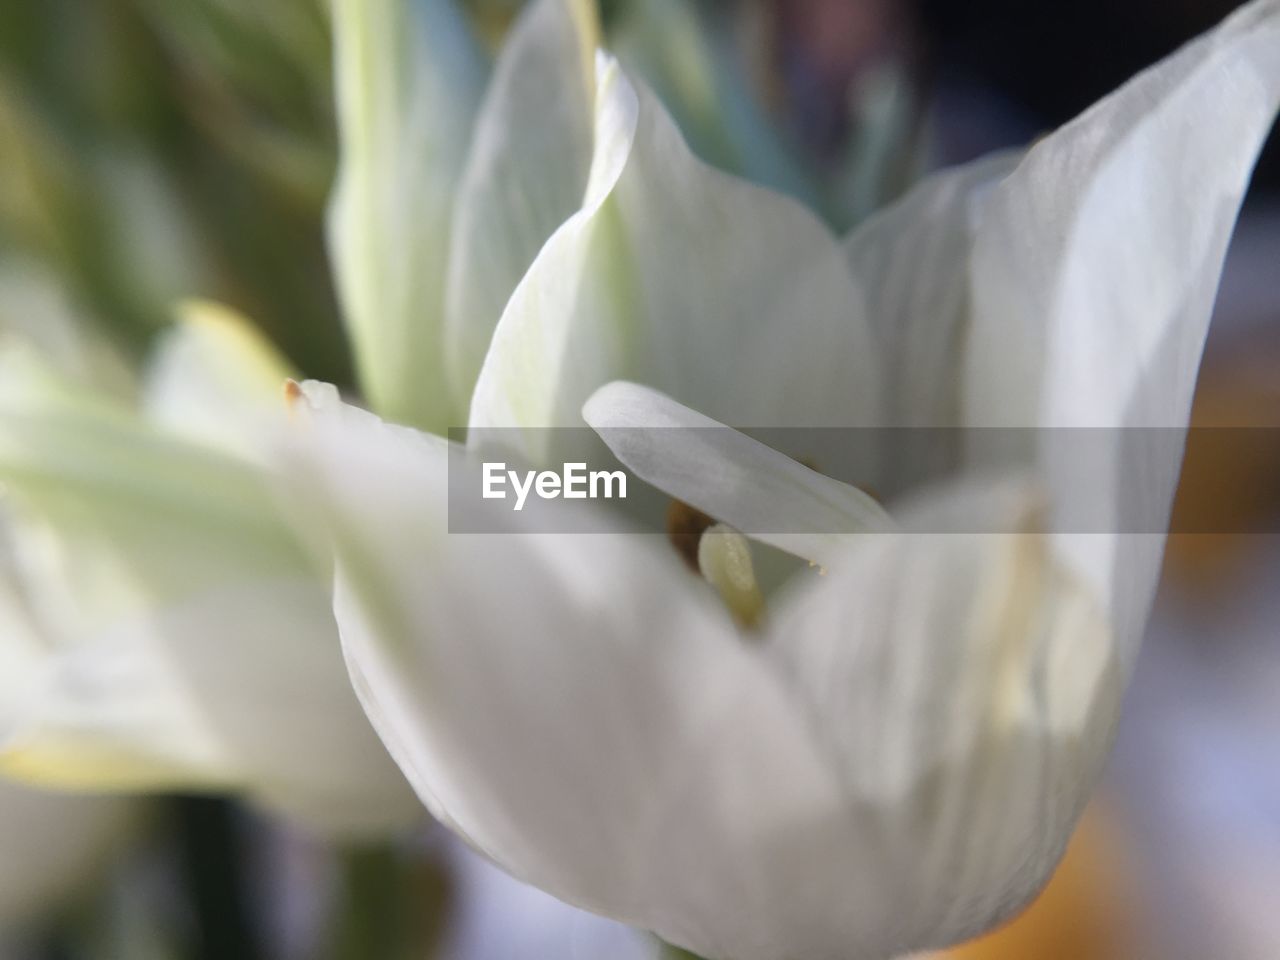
469,56 -> 882,466
444,0 -> 599,415
329,0 -> 488,432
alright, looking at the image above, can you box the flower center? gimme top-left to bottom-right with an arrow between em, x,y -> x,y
666,499 -> 764,629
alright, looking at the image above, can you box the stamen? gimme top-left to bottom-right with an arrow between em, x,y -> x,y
666,499 -> 767,627
697,524 -> 765,629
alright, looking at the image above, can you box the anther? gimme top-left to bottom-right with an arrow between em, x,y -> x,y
697,524 -> 765,629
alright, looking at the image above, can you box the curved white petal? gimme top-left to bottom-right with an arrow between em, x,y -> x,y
144,300 -> 296,461
288,391 -> 1128,959
766,479 -> 1121,955
469,56 -> 882,466
0,353 -> 418,836
442,834 -> 660,960
328,0 -> 488,432
584,380 -> 892,566
0,778 -> 133,930
962,0 -> 1280,667
843,152 -> 1020,491
285,391 -> 891,960
444,0 -> 599,414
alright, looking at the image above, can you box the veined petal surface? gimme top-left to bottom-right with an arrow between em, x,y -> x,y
843,153 -> 1020,492
286,390 -> 1118,960
837,0 -> 1280,670
444,0 -> 600,414
962,0 -> 1280,667
329,0 -> 488,432
301,0 -> 1280,951
767,478 -> 1119,955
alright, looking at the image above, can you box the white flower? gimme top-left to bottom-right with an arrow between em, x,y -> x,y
0,487 -> 135,931
283,2 -> 1280,958
0,0 -> 604,835
0,281 -> 418,836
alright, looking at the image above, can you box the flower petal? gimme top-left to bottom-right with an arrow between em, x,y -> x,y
283,388 -> 906,960
144,299 -> 296,461
443,0 -> 600,415
962,0 -> 1280,664
468,57 -> 881,465
767,478 -> 1122,955
328,0 -> 488,432
291,389 -> 1129,959
843,152 -> 1020,491
584,380 -> 892,567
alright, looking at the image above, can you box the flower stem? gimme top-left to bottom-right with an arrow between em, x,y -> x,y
332,845 -> 402,960
173,796 -> 263,960
331,843 -> 453,960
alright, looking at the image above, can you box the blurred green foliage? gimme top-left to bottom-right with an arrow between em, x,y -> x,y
0,0 -> 350,383
0,0 -> 920,385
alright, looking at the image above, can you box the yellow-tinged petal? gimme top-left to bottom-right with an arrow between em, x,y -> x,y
145,299 -> 297,459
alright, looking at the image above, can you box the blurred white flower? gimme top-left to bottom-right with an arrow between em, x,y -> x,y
0,0 -> 604,835
284,1 -> 1280,958
0,282 -> 418,836
0,484 -> 134,936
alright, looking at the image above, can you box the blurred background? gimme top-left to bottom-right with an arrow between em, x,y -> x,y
0,0 -> 1276,958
